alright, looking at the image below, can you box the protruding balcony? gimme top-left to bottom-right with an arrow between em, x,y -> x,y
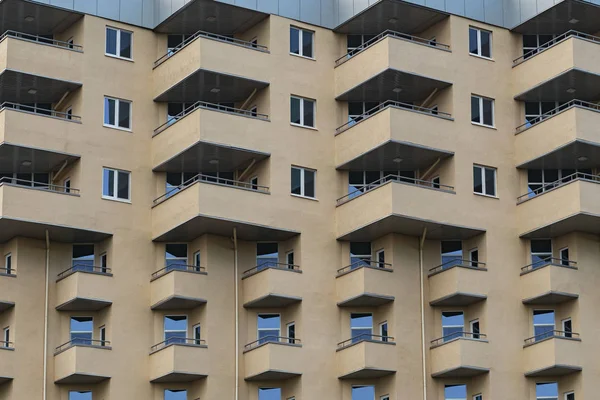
0,344 -> 14,384
54,340 -> 112,384
150,265 -> 207,310
523,331 -> 582,377
521,259 -> 579,305
336,334 -> 396,379
243,336 -> 302,381
0,300 -> 14,313
430,332 -> 490,378
242,264 -> 302,308
55,266 -> 113,311
428,260 -> 488,306
336,261 -> 395,307
149,339 -> 209,383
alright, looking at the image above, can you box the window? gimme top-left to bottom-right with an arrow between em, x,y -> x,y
258,314 -> 280,344
445,384 -> 467,400
193,251 -> 201,271
565,392 -> 575,400
164,389 -> 187,400
441,241 -> 462,268
251,37 -> 258,48
250,176 -> 259,190
4,253 -> 11,275
165,244 -> 187,271
348,170 -> 416,197
65,107 -> 73,120
286,251 -> 295,269
104,97 -> 132,130
533,310 -> 555,341
250,106 -> 258,117
562,318 -> 572,338
166,172 -> 197,197
469,248 -> 479,267
0,172 -> 50,188
471,95 -> 494,127
99,326 -> 106,346
524,101 -> 567,126
375,249 -> 385,267
381,396 -> 390,400
379,321 -> 389,342
473,165 -> 496,196
102,168 -> 131,201
469,27 -> 492,58
348,101 -> 379,124
164,315 -> 187,345
64,178 -> 71,193
2,327 -> 9,348
106,27 -> 132,59
351,313 -> 372,343
290,27 -> 313,58
193,324 -> 201,344
167,34 -> 192,56
470,319 -> 480,339
523,34 -> 556,57
536,382 -> 558,400
352,385 -> 375,400
531,239 -> 552,268
347,34 -> 376,54
259,388 -> 281,400
257,243 -> 278,270
70,317 -> 93,345
290,96 -> 315,128
200,171 -> 234,185
473,395 -> 483,400
72,245 -> 94,272
559,248 -> 570,266
291,166 -> 315,198
527,169 -> 591,198
287,322 -> 296,344
167,102 -> 194,124
100,253 -> 108,274
432,176 -> 441,189
69,391 -> 92,400
442,311 -> 464,341
350,242 -> 371,268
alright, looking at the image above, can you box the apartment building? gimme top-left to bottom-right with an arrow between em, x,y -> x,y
0,0 -> 598,399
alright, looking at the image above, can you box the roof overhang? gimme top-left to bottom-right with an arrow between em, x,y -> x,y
334,0 -> 449,34
514,69 -> 600,102
0,69 -> 82,104
0,0 -> 83,35
516,140 -> 600,170
511,0 -> 600,34
0,143 -> 80,173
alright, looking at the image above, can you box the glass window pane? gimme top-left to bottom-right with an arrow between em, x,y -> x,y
523,35 -> 538,48
533,310 -> 554,324
106,28 -> 117,55
471,96 -> 480,123
165,389 -> 187,400
104,98 -> 116,126
69,391 -> 92,400
541,102 -> 556,114
349,171 -> 364,185
258,314 -> 280,330
525,102 -> 539,115
119,31 -> 132,58
259,388 -> 281,400
484,168 -> 496,196
303,99 -> 314,127
167,34 -> 184,49
545,169 -> 559,182
469,28 -> 478,54
290,27 -> 300,54
531,239 -> 552,253
473,166 -> 482,193
480,30 -> 491,57
118,101 -> 130,129
304,169 -> 315,197
528,169 -> 543,182
538,35 -> 554,45
166,244 -> 187,259
164,315 -> 187,331
352,385 -> 375,400
351,313 -> 373,328
482,98 -> 493,126
302,30 -> 313,57
290,97 -> 301,124
291,168 -> 301,195
536,382 -> 558,397
117,171 -> 129,200
347,35 -> 363,48
445,384 -> 467,399
103,169 -> 114,197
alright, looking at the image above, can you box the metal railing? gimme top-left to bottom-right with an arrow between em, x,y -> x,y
337,260 -> 392,275
337,174 -> 454,206
55,339 -> 110,353
153,173 -> 270,205
244,336 -> 300,351
242,262 -> 301,277
154,30 -> 268,67
517,172 -> 600,203
57,265 -> 112,279
152,264 -> 206,279
428,259 -> 487,275
521,258 -> 577,273
0,341 -> 13,349
0,101 -> 81,122
154,100 -> 268,135
0,267 -> 15,275
430,331 -> 487,347
336,100 -> 451,133
0,30 -> 83,51
151,338 -> 206,352
516,99 -> 600,132
514,30 -> 600,65
337,334 -> 395,349
0,177 -> 79,195
335,30 -> 450,66
524,330 -> 579,345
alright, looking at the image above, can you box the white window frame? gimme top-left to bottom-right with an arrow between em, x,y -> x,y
2,326 -> 9,347
65,106 -> 73,120
70,316 -> 93,343
103,96 -> 132,131
164,315 -> 187,341
291,166 -> 316,199
99,325 -> 106,346
531,239 -> 552,267
471,95 -> 495,127
561,318 -> 572,337
564,391 -> 574,400
100,253 -> 108,273
250,176 -> 259,190
469,26 -> 492,59
473,395 -> 483,400
285,250 -> 295,269
470,319 -> 480,339
442,311 -> 465,340
4,253 -> 12,275
473,164 -> 497,197
290,96 -> 316,128
536,382 -> 558,400
102,167 -> 131,202
105,26 -> 133,60
193,251 -> 201,270
193,323 -> 201,343
286,321 -> 296,344
375,249 -> 385,267
350,313 -> 373,340
257,313 -> 281,341
533,309 -> 555,339
64,178 -> 71,194
469,248 -> 479,267
559,247 -> 570,266
379,320 -> 388,342
381,396 -> 390,400
290,26 -> 314,59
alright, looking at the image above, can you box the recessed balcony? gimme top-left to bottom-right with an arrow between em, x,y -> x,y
54,340 -> 112,384
428,260 -> 488,306
149,339 -> 209,383
0,346 -> 14,384
523,331 -> 582,377
336,261 -> 395,307
243,337 -> 302,381
150,265 -> 207,310
242,264 -> 302,308
55,266 -> 113,311
520,260 -> 579,305
336,335 -> 396,379
430,333 -> 490,378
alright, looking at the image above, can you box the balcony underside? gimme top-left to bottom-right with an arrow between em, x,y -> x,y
56,297 -> 112,312
515,69 -> 600,102
525,364 -> 582,377
151,295 -> 207,310
245,370 -> 301,381
520,212 -> 600,238
337,293 -> 394,307
430,292 -> 487,307
0,144 -> 79,173
0,376 -> 12,384
522,291 -> 578,305
0,69 -> 81,104
0,217 -> 111,244
0,0 -> 83,35
151,371 -> 207,383
511,0 -> 600,34
432,366 -> 490,379
243,294 -> 302,309
339,367 -> 396,380
55,373 -> 110,385
0,301 -> 14,313
517,140 -> 600,170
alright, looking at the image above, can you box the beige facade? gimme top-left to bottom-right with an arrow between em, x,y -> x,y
0,1 -> 599,400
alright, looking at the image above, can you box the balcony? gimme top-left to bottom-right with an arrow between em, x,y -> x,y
336,177 -> 484,241
0,300 -> 14,313
521,260 -> 579,305
149,339 -> 209,383
0,346 -> 14,384
430,333 -> 490,378
523,331 -> 582,377
334,31 -> 452,100
336,335 -> 396,379
517,175 -> 600,238
54,340 -> 112,384
428,261 -> 488,306
153,31 -> 269,102
55,267 -> 113,311
515,101 -> 600,169
243,337 -> 302,381
150,265 -> 207,310
336,261 -> 395,307
242,264 -> 302,308
152,102 -> 270,172
152,175 -> 298,242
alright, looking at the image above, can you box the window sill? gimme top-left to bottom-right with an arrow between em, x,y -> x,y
102,196 -> 132,204
471,122 -> 496,130
469,53 -> 494,62
473,192 -> 499,200
289,53 -> 316,61
103,124 -> 132,133
105,53 -> 134,63
291,193 -> 318,202
290,123 -> 318,131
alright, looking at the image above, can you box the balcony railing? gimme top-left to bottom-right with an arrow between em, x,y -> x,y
513,30 -> 600,66
242,262 -> 301,277
524,330 -> 580,345
151,338 -> 206,352
0,30 -> 83,52
154,100 -> 269,135
337,334 -> 395,349
0,341 -> 13,349
57,265 -> 112,280
55,339 -> 110,354
516,99 -> 600,132
428,259 -> 487,276
153,173 -> 270,205
336,100 -> 451,134
0,177 -> 79,195
0,267 -> 15,276
154,30 -> 268,67
337,260 -> 392,276
244,336 -> 301,351
0,102 -> 82,122
151,264 -> 206,280
520,258 -> 577,274
430,331 -> 487,347
335,30 -> 450,66
337,174 -> 454,206
517,172 -> 600,203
